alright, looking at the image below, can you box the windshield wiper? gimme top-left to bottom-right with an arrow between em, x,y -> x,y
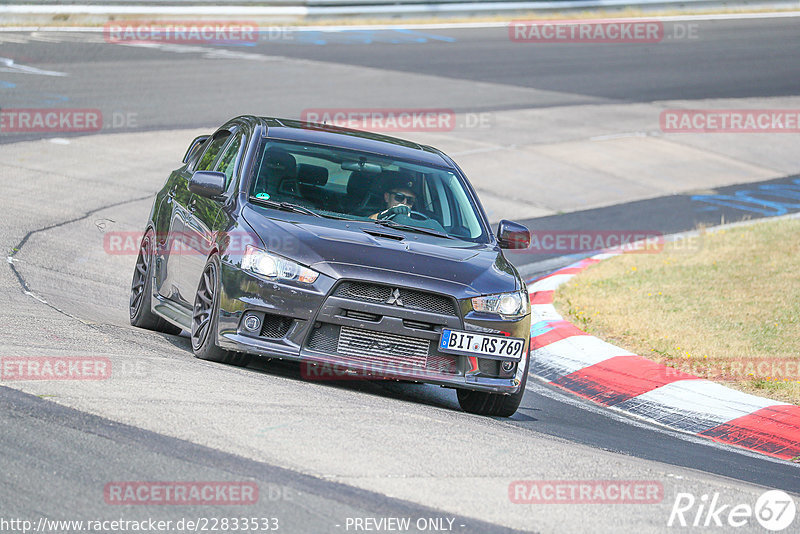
372,219 -> 453,239
251,198 -> 322,218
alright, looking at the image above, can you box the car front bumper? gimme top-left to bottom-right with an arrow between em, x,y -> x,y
215,261 -> 531,395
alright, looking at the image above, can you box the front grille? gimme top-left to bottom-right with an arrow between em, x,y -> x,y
337,326 -> 429,368
333,282 -> 458,316
260,314 -> 293,339
305,324 -> 458,376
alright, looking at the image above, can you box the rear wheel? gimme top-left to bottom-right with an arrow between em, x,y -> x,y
191,255 -> 251,367
457,354 -> 530,417
129,230 -> 181,335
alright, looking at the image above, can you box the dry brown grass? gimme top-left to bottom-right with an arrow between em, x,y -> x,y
554,218 -> 800,404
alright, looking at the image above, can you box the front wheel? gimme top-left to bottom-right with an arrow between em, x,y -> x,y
191,254 -> 251,367
457,354 -> 530,417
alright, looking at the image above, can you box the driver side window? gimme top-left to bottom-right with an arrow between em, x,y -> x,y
195,131 -> 231,172
215,132 -> 243,190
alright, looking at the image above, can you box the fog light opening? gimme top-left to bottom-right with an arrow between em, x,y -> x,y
243,313 -> 261,332
501,361 -> 515,372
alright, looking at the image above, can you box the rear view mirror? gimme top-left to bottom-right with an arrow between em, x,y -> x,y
342,160 -> 382,173
189,171 -> 226,198
497,220 -> 531,250
183,135 -> 210,164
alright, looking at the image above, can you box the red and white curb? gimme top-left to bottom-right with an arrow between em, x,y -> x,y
525,253 -> 800,461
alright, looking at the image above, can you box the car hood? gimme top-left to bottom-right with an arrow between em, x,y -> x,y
242,205 -> 521,296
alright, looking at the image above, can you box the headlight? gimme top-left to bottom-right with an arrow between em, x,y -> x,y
471,290 -> 529,318
241,245 -> 319,284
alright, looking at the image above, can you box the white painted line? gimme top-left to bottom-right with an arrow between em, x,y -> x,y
528,272 -> 574,292
620,378 -> 788,424
591,252 -> 620,261
0,57 -> 67,77
526,380 -> 794,464
24,290 -> 48,304
531,303 -> 562,321
533,335 -> 633,375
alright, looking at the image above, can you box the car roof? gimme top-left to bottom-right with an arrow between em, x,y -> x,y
254,116 -> 453,168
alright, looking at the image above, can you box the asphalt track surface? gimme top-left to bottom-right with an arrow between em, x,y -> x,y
1,16 -> 800,533
0,386 -> 518,534
2,17 -> 800,137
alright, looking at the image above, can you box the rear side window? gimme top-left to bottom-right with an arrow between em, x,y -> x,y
196,131 -> 231,172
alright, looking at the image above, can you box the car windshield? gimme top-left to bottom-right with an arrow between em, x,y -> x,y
249,140 -> 487,242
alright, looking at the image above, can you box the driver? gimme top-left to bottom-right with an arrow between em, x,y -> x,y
370,175 -> 417,220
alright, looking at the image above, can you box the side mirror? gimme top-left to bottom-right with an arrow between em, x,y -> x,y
183,135 -> 210,164
189,171 -> 226,198
497,220 -> 531,250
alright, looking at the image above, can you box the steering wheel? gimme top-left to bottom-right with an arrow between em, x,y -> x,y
386,209 -> 431,222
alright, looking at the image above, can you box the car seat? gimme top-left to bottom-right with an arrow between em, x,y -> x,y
254,148 -> 298,197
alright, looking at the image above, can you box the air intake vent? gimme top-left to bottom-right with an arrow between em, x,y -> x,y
344,310 -> 381,322
403,319 -> 435,331
260,314 -> 293,339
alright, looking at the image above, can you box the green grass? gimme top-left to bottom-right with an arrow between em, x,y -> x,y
554,218 -> 800,404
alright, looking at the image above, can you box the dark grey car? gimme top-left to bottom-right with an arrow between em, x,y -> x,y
130,116 -> 532,416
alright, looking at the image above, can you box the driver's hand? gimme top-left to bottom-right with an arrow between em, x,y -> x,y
377,204 -> 411,219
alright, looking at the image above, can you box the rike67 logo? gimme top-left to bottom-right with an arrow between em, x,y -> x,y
668,490 -> 796,531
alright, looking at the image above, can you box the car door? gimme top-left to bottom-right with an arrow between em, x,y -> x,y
178,130 -> 243,307
170,129 -> 232,307
155,168 -> 196,302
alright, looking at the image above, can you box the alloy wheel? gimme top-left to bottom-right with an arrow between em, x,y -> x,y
192,261 -> 217,351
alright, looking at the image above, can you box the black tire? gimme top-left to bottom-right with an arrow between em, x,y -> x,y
457,353 -> 530,417
191,254 -> 251,367
129,229 -> 182,335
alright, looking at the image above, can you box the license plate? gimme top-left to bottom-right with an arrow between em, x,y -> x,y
438,329 -> 525,359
